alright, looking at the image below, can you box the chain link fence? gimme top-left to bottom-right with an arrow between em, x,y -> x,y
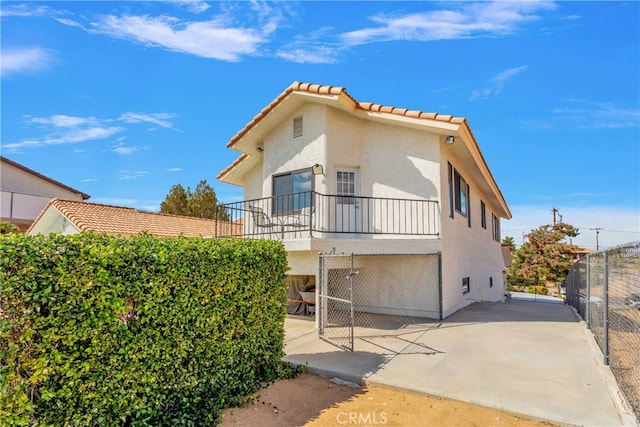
318,253 -> 441,352
566,241 -> 640,419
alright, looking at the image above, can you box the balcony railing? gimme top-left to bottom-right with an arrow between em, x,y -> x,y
215,191 -> 439,239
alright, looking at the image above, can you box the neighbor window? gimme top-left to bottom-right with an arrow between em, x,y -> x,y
454,169 -> 468,217
273,169 -> 312,215
462,277 -> 470,295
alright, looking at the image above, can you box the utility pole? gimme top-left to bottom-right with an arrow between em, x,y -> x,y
589,227 -> 602,251
551,207 -> 559,225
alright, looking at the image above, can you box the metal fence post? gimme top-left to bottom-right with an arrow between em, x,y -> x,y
438,252 -> 443,321
602,252 -> 609,366
586,254 -> 591,330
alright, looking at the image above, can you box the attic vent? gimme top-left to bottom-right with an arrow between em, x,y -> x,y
293,116 -> 303,138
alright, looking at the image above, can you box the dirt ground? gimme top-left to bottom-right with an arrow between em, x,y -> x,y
219,373 -> 556,426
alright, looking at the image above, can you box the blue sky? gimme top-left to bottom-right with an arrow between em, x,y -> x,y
1,1 -> 638,250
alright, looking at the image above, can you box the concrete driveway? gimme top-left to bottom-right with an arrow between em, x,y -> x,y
283,298 -> 638,426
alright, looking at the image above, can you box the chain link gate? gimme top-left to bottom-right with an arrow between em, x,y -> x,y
318,252 -> 442,352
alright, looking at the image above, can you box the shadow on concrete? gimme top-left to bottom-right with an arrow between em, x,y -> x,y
442,300 -> 579,325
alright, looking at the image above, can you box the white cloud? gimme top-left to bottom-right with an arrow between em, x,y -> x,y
118,171 -> 149,181
0,4 -> 54,17
340,1 -> 556,46
27,114 -> 100,127
5,111 -> 177,152
471,65 -> 528,100
503,205 -> 640,251
118,112 -> 178,131
166,167 -> 183,172
1,47 -> 54,77
276,46 -> 339,64
168,1 -> 211,14
91,14 -> 266,61
112,145 -> 139,155
81,178 -> 98,183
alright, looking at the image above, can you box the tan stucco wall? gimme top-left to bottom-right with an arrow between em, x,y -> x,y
440,147 -> 506,317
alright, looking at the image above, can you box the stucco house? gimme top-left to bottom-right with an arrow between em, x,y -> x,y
28,198 -> 236,237
216,82 -> 511,324
1,156 -> 90,232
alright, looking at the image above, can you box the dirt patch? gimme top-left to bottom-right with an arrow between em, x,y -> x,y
219,373 -> 556,426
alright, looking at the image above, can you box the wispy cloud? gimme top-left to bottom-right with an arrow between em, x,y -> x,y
95,14 -> 264,61
118,170 -> 149,181
0,3 -> 54,17
118,112 -> 178,131
1,47 -> 54,77
4,112 -> 177,152
552,99 -> 640,129
166,167 -> 183,172
112,145 -> 139,155
168,1 -> 211,14
81,178 -> 98,183
340,1 -> 556,46
470,65 -> 528,100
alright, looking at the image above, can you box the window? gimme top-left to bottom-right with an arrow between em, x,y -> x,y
481,201 -> 487,229
293,116 -> 303,138
489,277 -> 493,288
462,277 -> 470,295
336,171 -> 356,204
492,213 -> 500,242
447,163 -> 454,218
273,169 -> 312,215
454,169 -> 468,216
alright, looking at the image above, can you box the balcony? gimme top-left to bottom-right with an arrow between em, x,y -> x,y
215,191 -> 439,240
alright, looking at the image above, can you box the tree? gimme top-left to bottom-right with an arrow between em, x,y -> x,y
502,236 -> 516,252
160,180 -> 229,220
508,221 -> 579,287
160,183 -> 189,216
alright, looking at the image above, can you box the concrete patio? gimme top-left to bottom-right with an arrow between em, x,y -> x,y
283,297 -> 639,426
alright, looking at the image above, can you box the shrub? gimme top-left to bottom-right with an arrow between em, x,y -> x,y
527,285 -> 548,295
0,233 -> 289,425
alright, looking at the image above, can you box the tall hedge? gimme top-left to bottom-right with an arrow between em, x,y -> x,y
0,233 -> 289,425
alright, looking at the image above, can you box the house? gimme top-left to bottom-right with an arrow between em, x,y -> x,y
28,198 -> 238,237
1,156 -> 90,232
216,82 -> 511,322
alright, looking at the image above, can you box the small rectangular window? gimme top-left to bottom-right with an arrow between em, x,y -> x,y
489,277 -> 493,288
462,277 -> 470,295
492,213 -> 500,242
481,201 -> 487,229
293,116 -> 303,138
454,169 -> 468,217
447,162 -> 454,218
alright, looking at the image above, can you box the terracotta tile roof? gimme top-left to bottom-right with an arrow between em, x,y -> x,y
28,199 -> 241,237
1,156 -> 91,200
226,81 -> 470,149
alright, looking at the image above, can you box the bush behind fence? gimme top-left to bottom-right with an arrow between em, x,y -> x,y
565,241 -> 640,419
0,233 -> 290,426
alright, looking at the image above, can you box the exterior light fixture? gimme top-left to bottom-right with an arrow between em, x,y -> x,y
257,146 -> 264,153
445,136 -> 455,145
312,163 -> 324,175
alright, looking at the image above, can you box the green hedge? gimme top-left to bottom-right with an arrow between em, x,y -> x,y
0,233 -> 290,425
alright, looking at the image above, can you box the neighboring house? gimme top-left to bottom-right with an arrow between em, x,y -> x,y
1,156 -> 90,232
28,199 -> 238,237
216,82 -> 511,320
